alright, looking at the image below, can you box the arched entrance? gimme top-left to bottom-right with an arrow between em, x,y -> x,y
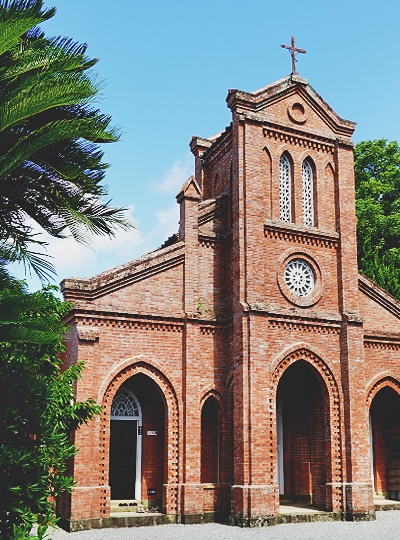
110,388 -> 142,499
276,360 -> 330,508
370,386 -> 400,500
109,374 -> 165,508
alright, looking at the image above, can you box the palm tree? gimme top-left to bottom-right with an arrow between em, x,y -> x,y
0,0 -> 132,279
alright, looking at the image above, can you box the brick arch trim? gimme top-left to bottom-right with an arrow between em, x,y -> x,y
200,387 -> 225,411
98,358 -> 180,513
97,354 -> 177,403
296,149 -> 317,167
366,371 -> 400,407
270,341 -> 325,372
273,142 -> 294,161
279,148 -> 294,166
263,145 -> 272,159
321,156 -> 335,173
269,343 -> 343,488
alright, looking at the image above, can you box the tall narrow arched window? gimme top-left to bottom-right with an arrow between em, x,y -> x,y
201,396 -> 220,483
302,159 -> 314,227
279,154 -> 292,222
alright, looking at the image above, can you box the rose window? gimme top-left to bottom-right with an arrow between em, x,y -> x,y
284,259 -> 315,296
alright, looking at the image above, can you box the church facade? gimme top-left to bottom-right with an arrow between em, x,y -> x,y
60,73 -> 400,530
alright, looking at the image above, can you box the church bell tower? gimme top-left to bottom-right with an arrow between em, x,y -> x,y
190,69 -> 373,521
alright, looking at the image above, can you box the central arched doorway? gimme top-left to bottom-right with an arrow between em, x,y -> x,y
276,360 -> 330,509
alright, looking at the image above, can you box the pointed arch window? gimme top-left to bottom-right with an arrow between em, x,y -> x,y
302,159 -> 314,227
279,154 -> 292,222
111,388 -> 140,419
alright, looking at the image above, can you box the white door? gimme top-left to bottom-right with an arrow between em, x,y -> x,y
277,395 -> 284,495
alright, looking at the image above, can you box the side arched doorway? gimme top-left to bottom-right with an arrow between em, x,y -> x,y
109,374 -> 165,508
370,386 -> 400,500
276,360 -> 330,508
110,388 -> 142,499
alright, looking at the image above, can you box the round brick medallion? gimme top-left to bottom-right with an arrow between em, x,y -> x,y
287,98 -> 308,124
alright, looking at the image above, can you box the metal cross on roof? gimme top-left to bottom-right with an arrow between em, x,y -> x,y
281,36 -> 306,74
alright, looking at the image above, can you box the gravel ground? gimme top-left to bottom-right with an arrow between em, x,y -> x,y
42,511 -> 400,540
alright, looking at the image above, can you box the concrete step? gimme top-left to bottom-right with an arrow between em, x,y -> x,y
110,500 -> 147,513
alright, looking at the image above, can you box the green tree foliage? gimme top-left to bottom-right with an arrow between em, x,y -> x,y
0,1 -> 131,537
355,139 -> 400,300
0,279 -> 101,539
0,0 -> 132,280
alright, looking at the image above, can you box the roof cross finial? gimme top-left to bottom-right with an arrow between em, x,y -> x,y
280,36 -> 306,74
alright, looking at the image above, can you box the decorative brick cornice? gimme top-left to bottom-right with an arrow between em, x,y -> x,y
247,303 -> 341,333
203,139 -> 233,167
199,235 -> 226,248
199,325 -> 226,336
66,310 -> 184,333
264,220 -> 339,248
359,274 -> 400,320
262,125 -> 335,153
269,319 -> 340,334
364,333 -> 400,350
201,125 -> 232,166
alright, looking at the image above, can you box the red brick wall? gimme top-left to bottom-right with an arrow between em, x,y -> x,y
61,75 -> 400,525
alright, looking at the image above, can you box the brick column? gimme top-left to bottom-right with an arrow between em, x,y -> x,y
176,177 -> 205,518
335,142 -> 374,520
176,176 -> 202,316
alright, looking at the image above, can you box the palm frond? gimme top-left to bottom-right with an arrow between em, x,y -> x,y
0,117 -> 118,178
0,1 -> 55,56
0,0 -> 133,279
0,239 -> 55,281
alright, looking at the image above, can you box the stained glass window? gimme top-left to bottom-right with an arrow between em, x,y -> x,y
279,155 -> 292,222
302,160 -> 314,227
111,388 -> 140,418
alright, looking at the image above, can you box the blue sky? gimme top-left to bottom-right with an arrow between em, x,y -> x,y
13,0 -> 400,289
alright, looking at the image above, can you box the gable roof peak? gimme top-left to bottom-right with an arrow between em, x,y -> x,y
251,72 -> 308,96
226,73 -> 356,137
176,175 -> 202,202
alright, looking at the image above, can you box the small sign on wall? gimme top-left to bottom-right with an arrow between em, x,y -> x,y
147,488 -> 157,495
147,430 -> 157,436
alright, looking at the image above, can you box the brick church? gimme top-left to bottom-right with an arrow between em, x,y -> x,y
59,71 -> 400,530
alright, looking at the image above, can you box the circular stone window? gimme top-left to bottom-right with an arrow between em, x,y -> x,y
284,259 -> 314,296
277,249 -> 323,307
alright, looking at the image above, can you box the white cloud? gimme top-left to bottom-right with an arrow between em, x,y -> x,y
8,156 -> 189,288
153,204 -> 180,240
8,202 -> 181,287
157,153 -> 194,194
